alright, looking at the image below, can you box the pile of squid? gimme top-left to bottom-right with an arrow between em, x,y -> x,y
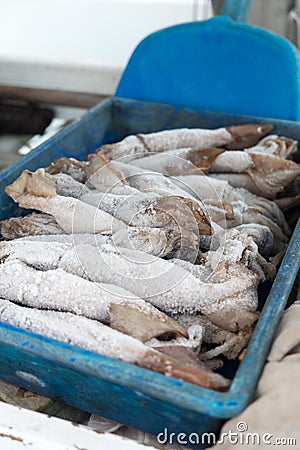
1,123 -> 299,392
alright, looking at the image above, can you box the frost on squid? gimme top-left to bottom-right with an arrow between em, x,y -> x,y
1,123 -> 299,391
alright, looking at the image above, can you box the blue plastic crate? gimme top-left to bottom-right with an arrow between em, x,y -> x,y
116,17 -> 300,120
0,97 -> 299,449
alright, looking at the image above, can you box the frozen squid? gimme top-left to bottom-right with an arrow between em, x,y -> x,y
86,153 -> 203,200
275,194 -> 300,211
126,142 -> 300,203
172,175 -> 290,236
98,124 -> 273,161
0,298 -> 230,390
46,157 -> 87,183
209,154 -> 300,199
2,224 -> 198,261
85,153 -> 139,195
52,172 -> 86,198
246,153 -> 300,198
5,168 -> 209,260
210,150 -> 255,173
202,227 -> 277,282
53,243 -> 260,339
80,190 -> 211,237
0,258 -> 187,343
0,212 -> 64,240
2,122 -> 297,370
176,313 -> 257,360
5,169 -> 126,234
243,135 -> 298,159
128,146 -> 224,176
112,227 -> 200,261
128,145 -> 300,199
0,238 -> 259,331
231,223 -> 275,258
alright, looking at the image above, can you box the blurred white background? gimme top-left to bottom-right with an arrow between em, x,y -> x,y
0,0 -> 212,94
0,0 -> 212,66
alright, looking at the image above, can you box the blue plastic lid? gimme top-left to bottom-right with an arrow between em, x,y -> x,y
117,16 -> 300,120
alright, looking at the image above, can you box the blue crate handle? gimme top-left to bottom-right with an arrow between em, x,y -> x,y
116,16 -> 300,120
222,0 -> 253,22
